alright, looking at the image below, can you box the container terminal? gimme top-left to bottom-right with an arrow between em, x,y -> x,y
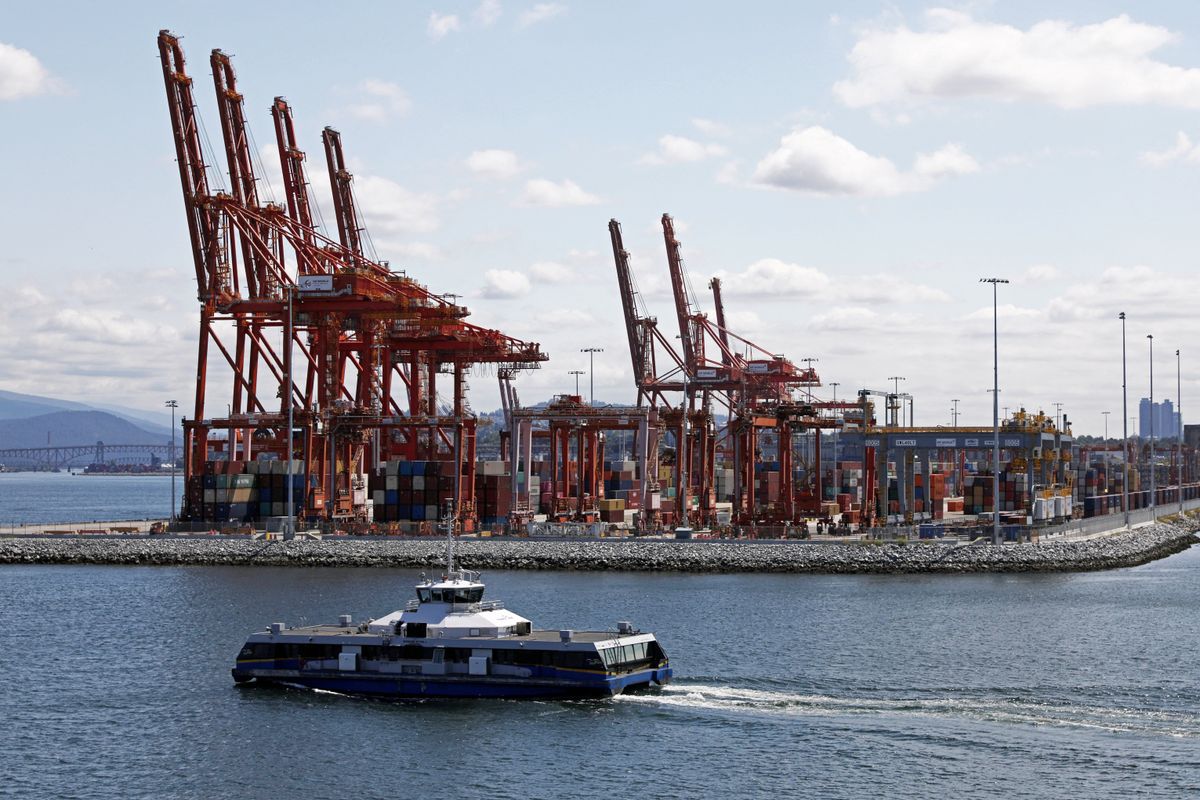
150,31 -> 1195,542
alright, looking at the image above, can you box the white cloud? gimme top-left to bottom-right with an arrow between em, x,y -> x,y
376,240 -> 443,261
706,257 -> 951,307
481,269 -> 532,298
346,80 -> 411,122
474,0 -> 502,27
844,274 -> 952,304
752,126 -> 904,196
465,148 -> 522,179
640,134 -> 728,165
834,9 -> 1200,110
428,12 -> 462,40
913,143 -> 980,180
751,126 -> 977,196
691,118 -> 731,138
1140,132 -> 1200,167
715,160 -> 742,185
529,261 -> 573,282
42,309 -> 180,345
354,175 -> 439,234
520,178 -> 600,207
711,258 -> 833,298
1017,264 -> 1061,283
526,308 -> 596,332
518,3 -> 566,28
0,42 -> 60,100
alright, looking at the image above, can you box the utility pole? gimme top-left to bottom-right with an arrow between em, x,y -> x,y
803,357 -> 820,401
165,399 -> 178,524
569,370 -> 584,396
581,347 -> 603,406
1177,348 -> 1183,513
285,285 -> 295,540
981,277 -> 1009,545
1149,334 -> 1156,516
1120,312 -> 1129,527
829,382 -> 840,473
887,376 -> 905,427
1102,411 -> 1110,442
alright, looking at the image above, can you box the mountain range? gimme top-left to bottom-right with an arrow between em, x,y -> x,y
0,390 -> 172,450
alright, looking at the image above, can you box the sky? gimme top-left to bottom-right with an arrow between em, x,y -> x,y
2,1 -> 1200,435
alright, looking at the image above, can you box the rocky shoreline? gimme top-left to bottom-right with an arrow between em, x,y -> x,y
1,518 -> 1197,573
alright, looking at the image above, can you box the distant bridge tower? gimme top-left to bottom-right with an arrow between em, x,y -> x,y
94,440 -> 105,464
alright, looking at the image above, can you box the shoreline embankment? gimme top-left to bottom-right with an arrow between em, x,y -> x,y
1,517 -> 1197,574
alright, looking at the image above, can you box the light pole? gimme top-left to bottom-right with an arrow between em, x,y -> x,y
165,399 -> 178,524
569,370 -> 584,396
1102,411 -> 1110,442
1120,312 -> 1129,527
952,399 -> 960,428
887,376 -> 905,427
581,347 -> 603,406
285,285 -> 295,540
829,382 -> 840,470
1054,402 -> 1063,433
803,357 -> 820,401
1148,334 -> 1156,516
1177,348 -> 1183,512
981,277 -> 1008,545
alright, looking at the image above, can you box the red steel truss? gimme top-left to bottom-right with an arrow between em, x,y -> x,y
159,31 -> 545,527
610,213 -> 832,527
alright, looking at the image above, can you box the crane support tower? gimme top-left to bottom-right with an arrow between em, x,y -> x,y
158,32 -> 545,532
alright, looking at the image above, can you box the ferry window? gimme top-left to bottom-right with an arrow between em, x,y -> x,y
430,589 -> 444,602
583,654 -> 602,669
417,588 -> 431,603
396,644 -> 427,660
406,623 -> 427,639
240,643 -> 272,659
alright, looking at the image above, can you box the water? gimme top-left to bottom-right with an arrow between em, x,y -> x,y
1,549 -> 1197,799
0,471 -> 172,526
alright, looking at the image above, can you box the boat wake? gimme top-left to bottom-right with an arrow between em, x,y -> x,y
616,682 -> 1199,738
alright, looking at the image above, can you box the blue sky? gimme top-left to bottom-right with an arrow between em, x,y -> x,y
3,1 -> 1200,434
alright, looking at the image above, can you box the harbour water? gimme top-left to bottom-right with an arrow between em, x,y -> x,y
0,471 -> 172,527
1,548 -> 1197,798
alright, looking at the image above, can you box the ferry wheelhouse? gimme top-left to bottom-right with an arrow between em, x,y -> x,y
232,560 -> 672,699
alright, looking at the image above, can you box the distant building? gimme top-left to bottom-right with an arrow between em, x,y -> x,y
1140,398 -> 1179,439
1185,424 -> 1200,451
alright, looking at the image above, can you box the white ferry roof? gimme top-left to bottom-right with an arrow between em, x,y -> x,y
361,568 -> 532,636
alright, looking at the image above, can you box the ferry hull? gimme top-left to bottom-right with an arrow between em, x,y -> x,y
232,666 -> 672,700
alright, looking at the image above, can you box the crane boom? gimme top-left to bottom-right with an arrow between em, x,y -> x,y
211,49 -> 270,296
609,219 -> 652,394
709,277 -> 733,367
662,213 -> 703,372
322,127 -> 365,263
271,96 -> 317,272
157,30 -> 226,300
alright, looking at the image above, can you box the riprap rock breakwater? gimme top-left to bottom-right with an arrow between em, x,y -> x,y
2,519 -> 1197,574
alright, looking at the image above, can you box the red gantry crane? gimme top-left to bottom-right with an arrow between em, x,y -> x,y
610,213 -> 834,527
158,31 -> 545,530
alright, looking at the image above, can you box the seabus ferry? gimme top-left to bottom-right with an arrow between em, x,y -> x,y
232,540 -> 672,699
